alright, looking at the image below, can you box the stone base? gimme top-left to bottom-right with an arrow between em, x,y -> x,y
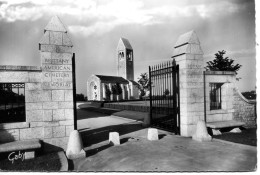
147,128 -> 158,141
212,129 -> 222,135
109,132 -> 120,145
229,128 -> 242,133
66,149 -> 85,159
192,120 -> 212,142
66,130 -> 85,160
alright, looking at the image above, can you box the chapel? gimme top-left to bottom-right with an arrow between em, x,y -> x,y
87,38 -> 139,101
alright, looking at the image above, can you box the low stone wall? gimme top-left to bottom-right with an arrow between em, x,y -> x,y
104,103 -> 149,112
0,67 -> 74,151
205,72 -> 236,123
233,87 -> 256,128
205,71 -> 256,128
0,67 -> 42,143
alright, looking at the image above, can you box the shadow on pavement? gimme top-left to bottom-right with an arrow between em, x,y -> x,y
80,122 -> 144,148
77,108 -> 122,120
85,144 -> 112,157
159,134 -> 167,139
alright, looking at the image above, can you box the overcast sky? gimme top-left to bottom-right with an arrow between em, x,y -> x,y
0,0 -> 257,96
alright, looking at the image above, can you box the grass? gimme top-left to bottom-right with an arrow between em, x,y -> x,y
213,127 -> 257,146
0,151 -> 61,172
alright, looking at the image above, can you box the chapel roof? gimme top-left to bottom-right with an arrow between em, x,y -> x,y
95,75 -> 129,83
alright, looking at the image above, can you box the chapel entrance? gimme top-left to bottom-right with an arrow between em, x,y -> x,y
149,60 -> 180,134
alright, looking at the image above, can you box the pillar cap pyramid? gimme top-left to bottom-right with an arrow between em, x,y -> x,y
172,30 -> 203,56
39,16 -> 73,47
44,15 -> 67,32
174,30 -> 200,48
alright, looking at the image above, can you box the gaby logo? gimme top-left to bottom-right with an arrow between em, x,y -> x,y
8,151 -> 25,164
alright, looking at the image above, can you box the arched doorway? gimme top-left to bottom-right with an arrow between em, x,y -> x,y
89,81 -> 98,101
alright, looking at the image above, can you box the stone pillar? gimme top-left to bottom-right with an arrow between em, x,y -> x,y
127,84 -> 131,100
39,16 -> 74,151
108,83 -> 113,101
121,84 -> 125,100
172,31 -> 204,137
102,83 -> 106,100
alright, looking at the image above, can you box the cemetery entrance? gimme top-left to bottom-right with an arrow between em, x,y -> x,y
149,60 -> 180,134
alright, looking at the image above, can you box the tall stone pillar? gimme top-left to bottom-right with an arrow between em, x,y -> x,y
172,31 -> 204,137
39,16 -> 74,150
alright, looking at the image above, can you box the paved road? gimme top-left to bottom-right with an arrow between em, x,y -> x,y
74,106 -> 257,172
76,107 -> 144,148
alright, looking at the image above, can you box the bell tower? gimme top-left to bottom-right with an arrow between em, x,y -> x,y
117,38 -> 134,80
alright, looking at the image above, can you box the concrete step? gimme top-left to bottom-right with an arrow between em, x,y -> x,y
0,139 -> 41,153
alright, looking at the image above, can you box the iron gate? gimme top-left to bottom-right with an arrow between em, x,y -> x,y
149,60 -> 180,134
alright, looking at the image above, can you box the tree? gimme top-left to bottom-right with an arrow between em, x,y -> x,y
136,73 -> 151,99
111,82 -> 122,101
76,93 -> 85,101
205,50 -> 242,74
242,90 -> 256,100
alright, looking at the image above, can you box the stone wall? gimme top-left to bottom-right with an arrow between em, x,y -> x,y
205,71 -> 236,123
0,67 -> 42,143
0,16 -> 75,152
172,31 -> 256,136
233,87 -> 256,127
205,71 -> 256,127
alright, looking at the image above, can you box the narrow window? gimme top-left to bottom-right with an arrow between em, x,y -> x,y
0,83 -> 25,123
209,83 -> 222,110
118,51 -> 124,60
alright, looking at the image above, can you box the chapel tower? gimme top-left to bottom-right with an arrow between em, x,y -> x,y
117,38 -> 134,80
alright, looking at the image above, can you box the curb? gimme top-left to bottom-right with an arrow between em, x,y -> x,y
110,115 -> 143,124
57,151 -> 68,171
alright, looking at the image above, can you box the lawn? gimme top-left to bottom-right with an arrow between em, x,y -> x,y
213,128 -> 257,146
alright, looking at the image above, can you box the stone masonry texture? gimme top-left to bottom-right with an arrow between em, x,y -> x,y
0,16 -> 74,152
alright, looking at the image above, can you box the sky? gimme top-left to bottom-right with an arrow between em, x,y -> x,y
0,0 -> 257,96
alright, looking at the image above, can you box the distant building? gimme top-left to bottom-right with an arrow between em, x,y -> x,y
87,38 -> 139,101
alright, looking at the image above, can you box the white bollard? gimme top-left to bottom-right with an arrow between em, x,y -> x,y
66,130 -> 86,159
109,132 -> 120,145
229,127 -> 242,133
147,128 -> 159,141
212,129 -> 222,135
192,120 -> 212,142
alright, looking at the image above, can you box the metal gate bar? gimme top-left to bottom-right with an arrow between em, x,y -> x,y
149,60 -> 180,134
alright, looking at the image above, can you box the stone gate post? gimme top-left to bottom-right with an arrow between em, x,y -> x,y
39,16 -> 75,150
172,31 -> 204,137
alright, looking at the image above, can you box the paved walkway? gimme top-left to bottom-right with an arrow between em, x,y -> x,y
73,105 -> 257,172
